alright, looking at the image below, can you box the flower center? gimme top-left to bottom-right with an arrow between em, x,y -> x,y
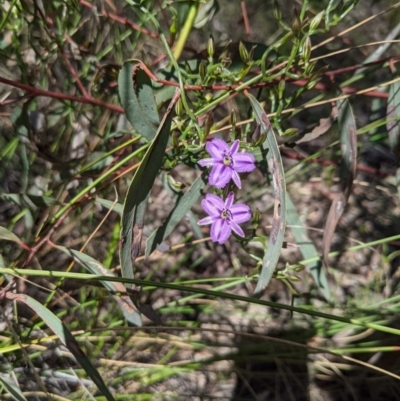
223,152 -> 233,166
220,208 -> 232,221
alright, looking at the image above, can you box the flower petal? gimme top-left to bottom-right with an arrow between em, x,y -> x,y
209,164 -> 232,189
201,194 -> 224,216
230,221 -> 245,237
230,204 -> 251,223
230,139 -> 240,155
225,192 -> 235,209
211,219 -> 232,244
232,152 -> 256,173
197,216 -> 215,226
198,157 -> 214,167
231,170 -> 242,188
206,138 -> 229,160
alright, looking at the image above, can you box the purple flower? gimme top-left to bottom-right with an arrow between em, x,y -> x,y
198,138 -> 256,189
198,192 -> 251,244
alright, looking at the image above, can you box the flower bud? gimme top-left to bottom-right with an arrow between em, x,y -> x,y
199,60 -> 207,81
175,98 -> 183,117
310,10 -> 324,32
303,35 -> 311,63
239,41 -> 250,64
171,130 -> 180,149
291,8 -> 301,35
169,16 -> 177,44
273,0 -> 282,22
207,35 -> 215,60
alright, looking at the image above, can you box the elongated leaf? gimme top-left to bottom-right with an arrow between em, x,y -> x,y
57,246 -> 142,327
248,94 -> 287,296
387,80 -> 400,200
0,374 -> 27,401
145,176 -> 206,257
119,90 -> 180,292
118,62 -> 159,141
286,193 -> 330,300
323,97 -> 357,266
9,293 -> 116,401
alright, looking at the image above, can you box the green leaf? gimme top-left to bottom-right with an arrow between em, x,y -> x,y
118,62 -> 159,141
119,90 -> 180,291
323,97 -> 357,266
57,246 -> 142,327
286,193 -> 330,301
145,175 -> 206,257
0,374 -> 27,401
248,94 -> 287,296
11,293 -> 116,401
387,80 -> 400,200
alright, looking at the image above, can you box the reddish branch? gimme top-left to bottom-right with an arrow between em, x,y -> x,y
79,0 -> 160,40
0,76 -> 124,113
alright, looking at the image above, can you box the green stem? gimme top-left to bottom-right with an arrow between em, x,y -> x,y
3,267 -> 400,337
172,2 -> 198,61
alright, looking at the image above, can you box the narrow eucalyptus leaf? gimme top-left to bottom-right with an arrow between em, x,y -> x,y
248,94 -> 287,297
119,91 -> 180,291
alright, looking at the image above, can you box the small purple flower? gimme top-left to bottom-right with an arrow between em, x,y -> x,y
198,138 -> 256,189
198,192 -> 251,244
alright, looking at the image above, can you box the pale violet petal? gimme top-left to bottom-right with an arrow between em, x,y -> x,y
230,221 -> 245,237
232,152 -> 256,173
225,192 -> 235,209
198,157 -> 214,167
231,170 -> 242,188
198,216 -> 215,226
206,138 -> 229,159
211,219 -> 232,244
230,204 -> 251,223
201,194 -> 224,216
210,164 -> 232,189
230,139 -> 240,155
